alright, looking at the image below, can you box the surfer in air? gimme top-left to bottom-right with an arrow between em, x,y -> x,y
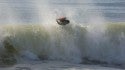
56,17 -> 70,25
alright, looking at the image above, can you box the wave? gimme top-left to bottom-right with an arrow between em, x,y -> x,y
0,23 -> 125,65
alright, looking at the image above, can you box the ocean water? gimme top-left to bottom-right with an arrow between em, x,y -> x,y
0,0 -> 125,70
0,0 -> 125,24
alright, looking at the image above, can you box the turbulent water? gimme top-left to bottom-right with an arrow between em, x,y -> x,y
0,23 -> 125,65
0,0 -> 125,70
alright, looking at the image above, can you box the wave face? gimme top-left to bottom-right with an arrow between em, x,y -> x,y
0,23 -> 125,65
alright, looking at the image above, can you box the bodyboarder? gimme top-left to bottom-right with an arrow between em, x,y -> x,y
56,17 -> 70,25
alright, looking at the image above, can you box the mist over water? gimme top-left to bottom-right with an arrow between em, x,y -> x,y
0,0 -> 125,67
0,0 -> 124,23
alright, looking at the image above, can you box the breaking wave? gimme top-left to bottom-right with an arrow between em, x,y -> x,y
0,23 -> 125,65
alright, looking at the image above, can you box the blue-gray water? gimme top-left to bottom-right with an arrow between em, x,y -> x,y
0,0 -> 125,24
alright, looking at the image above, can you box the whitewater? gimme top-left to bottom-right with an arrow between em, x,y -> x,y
0,0 -> 125,70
